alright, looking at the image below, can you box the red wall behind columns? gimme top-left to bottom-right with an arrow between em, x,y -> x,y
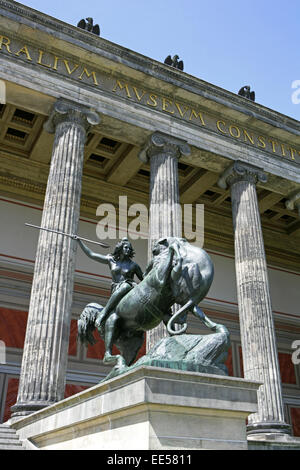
3,377 -> 19,422
278,352 -> 297,385
0,308 -> 28,348
290,408 -> 300,437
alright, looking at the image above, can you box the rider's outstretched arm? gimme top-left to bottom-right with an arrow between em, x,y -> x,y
77,239 -> 109,264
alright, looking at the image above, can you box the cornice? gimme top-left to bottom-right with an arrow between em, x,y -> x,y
0,0 -> 299,137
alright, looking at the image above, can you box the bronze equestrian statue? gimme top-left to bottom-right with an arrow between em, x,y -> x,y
77,237 -> 220,371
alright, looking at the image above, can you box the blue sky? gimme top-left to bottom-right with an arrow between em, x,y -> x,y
19,0 -> 299,120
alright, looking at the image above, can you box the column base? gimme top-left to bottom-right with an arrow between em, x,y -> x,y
248,433 -> 300,450
10,401 -> 56,421
247,421 -> 292,436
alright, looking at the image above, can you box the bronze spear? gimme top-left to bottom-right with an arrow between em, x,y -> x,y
25,223 -> 110,248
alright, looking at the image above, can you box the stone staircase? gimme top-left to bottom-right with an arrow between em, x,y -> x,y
0,423 -> 25,450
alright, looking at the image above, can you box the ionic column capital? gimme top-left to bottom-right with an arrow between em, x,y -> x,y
44,98 -> 101,134
285,190 -> 300,216
139,131 -> 191,163
218,160 -> 268,190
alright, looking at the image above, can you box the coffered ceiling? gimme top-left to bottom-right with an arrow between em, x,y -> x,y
0,101 -> 299,271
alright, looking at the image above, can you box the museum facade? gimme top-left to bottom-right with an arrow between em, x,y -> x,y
0,0 -> 299,448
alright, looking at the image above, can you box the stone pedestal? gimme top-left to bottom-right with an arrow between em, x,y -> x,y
218,160 -> 291,436
11,99 -> 100,419
11,367 -> 260,450
139,132 -> 190,350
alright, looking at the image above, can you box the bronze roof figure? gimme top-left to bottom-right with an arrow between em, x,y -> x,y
77,17 -> 100,36
164,54 -> 184,71
238,85 -> 255,101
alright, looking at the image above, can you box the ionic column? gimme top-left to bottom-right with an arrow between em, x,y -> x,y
218,160 -> 291,436
11,99 -> 100,418
139,132 -> 190,350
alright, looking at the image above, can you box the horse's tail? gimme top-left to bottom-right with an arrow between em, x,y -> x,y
77,303 -> 104,346
167,299 -> 194,336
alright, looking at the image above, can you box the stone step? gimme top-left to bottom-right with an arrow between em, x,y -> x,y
0,438 -> 23,446
0,432 -> 20,439
0,427 -> 17,434
0,425 -> 25,450
0,443 -> 25,450
0,429 -> 19,439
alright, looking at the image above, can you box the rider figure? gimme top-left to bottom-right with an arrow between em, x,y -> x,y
77,237 -> 143,331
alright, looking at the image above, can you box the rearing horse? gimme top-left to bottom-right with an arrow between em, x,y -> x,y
78,237 -> 214,369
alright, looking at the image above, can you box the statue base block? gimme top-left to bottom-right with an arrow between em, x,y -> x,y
105,332 -> 230,381
11,366 -> 260,450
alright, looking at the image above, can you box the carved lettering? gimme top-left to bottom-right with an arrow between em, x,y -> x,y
269,139 -> 278,153
0,33 -> 299,164
243,129 -> 255,145
175,102 -> 189,118
15,45 -> 32,61
229,125 -> 240,138
258,135 -> 266,148
63,60 -> 79,75
216,120 -> 227,134
162,97 -> 175,114
37,50 -> 52,68
78,67 -> 98,85
112,80 -> 131,97
52,56 -> 59,70
146,94 -> 158,107
132,87 -> 146,101
280,143 -> 286,157
189,109 -> 205,125
288,147 -> 297,160
0,35 -> 12,53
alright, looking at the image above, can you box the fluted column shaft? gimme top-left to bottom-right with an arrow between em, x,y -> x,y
218,160 -> 291,435
11,100 -> 100,418
139,132 -> 190,351
149,150 -> 181,244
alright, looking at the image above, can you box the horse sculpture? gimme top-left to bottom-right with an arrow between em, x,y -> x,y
78,237 -> 216,371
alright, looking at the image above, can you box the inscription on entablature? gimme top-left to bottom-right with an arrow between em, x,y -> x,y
0,33 -> 299,165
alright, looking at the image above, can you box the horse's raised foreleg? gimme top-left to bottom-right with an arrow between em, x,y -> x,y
155,246 -> 174,287
102,312 -> 126,368
171,255 -> 183,282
